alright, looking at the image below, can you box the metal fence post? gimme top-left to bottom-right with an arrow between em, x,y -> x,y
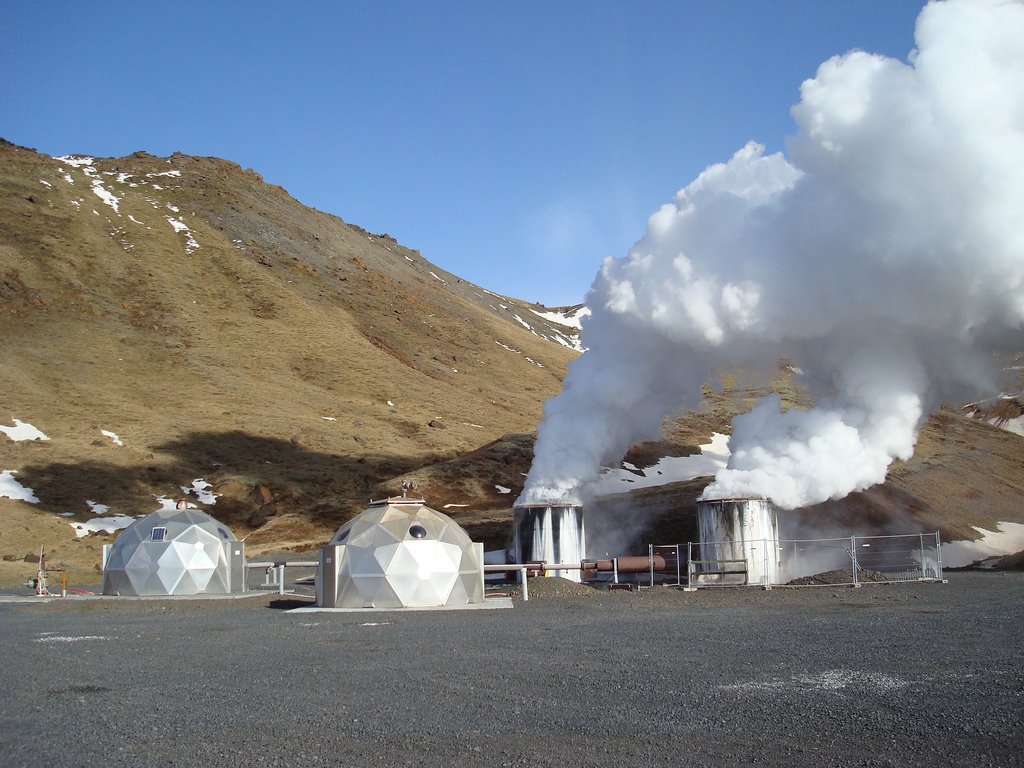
648,544 -> 654,587
278,563 -> 285,595
687,541 -> 693,589
763,538 -> 770,590
851,535 -> 860,587
521,566 -> 529,601
918,533 -> 926,580
676,544 -> 681,587
934,531 -> 944,581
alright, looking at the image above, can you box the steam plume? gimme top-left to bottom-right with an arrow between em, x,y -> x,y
521,0 -> 1024,510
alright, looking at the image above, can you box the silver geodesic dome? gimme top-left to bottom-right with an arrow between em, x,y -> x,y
102,508 -> 245,596
317,497 -> 484,608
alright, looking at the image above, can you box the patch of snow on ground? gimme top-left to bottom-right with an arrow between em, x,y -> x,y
156,495 -> 196,510
551,333 -> 579,351
86,500 -> 110,514
181,479 -> 217,505
40,179 -> 52,188
0,419 -> 49,441
101,429 -> 123,446
495,485 -> 511,494
56,155 -> 94,168
322,416 -> 336,421
387,400 -> 395,407
166,217 -> 199,253
128,214 -> 146,226
71,516 -> 136,537
513,314 -> 533,331
33,635 -> 110,643
0,470 -> 40,503
530,306 -> 590,330
148,170 -> 182,177
942,522 -> 1024,567
444,504 -> 469,509
166,203 -> 179,213
588,433 -> 731,496
429,271 -> 447,284
997,416 -> 1024,437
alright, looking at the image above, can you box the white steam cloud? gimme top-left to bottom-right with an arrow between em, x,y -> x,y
521,0 -> 1024,511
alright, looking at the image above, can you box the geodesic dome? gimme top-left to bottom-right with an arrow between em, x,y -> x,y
102,508 -> 245,596
317,497 -> 484,608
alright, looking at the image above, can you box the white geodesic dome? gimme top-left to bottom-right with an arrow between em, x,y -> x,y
317,498 -> 484,608
102,508 -> 244,596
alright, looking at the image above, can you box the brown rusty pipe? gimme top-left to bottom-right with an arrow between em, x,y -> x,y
582,555 -> 673,573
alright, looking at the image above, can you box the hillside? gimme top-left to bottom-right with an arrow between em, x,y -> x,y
2,139 -> 1022,587
0,139 -> 580,583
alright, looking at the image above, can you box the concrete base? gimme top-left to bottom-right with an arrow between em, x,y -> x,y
0,591 -> 273,603
292,597 -> 514,613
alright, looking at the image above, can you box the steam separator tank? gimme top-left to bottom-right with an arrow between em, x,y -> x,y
513,504 -> 585,582
696,498 -> 780,586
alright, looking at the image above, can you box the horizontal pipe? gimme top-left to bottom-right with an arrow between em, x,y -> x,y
246,561 -> 318,568
582,556 -> 673,573
487,557 -> 679,575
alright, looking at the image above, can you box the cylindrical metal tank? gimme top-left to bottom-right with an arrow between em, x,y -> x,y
696,498 -> 780,586
513,504 -> 585,582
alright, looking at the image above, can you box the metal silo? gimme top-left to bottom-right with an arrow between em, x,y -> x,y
512,503 -> 586,582
696,497 -> 780,586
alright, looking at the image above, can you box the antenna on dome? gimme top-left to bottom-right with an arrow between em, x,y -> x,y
401,480 -> 417,498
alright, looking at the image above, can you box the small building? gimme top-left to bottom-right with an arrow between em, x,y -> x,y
102,508 -> 246,596
317,494 -> 484,609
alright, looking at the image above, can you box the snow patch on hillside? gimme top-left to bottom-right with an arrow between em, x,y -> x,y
1,420 -> 49,441
166,217 -> 200,253
72,516 -> 136,538
0,470 -> 39,503
943,522 -> 1024,567
101,429 -> 123,446
588,433 -> 730,496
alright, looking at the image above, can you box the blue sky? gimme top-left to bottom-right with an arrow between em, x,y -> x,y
1,1 -> 926,306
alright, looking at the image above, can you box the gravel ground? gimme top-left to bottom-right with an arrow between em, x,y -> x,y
0,572 -> 1020,768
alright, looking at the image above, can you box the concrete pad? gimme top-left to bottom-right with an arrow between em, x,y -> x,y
290,597 -> 514,613
0,590 -> 275,603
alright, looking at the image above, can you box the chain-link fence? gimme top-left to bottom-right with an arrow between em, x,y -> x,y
648,532 -> 944,588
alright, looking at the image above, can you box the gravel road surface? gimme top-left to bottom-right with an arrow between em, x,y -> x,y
1,572 -> 1020,767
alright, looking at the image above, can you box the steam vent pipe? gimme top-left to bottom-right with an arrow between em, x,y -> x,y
513,504 -> 586,582
696,498 -> 780,585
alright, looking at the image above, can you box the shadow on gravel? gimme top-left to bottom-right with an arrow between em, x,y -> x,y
267,597 -> 314,610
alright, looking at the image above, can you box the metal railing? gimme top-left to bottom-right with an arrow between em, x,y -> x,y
651,532 -> 944,589
245,560 -> 317,594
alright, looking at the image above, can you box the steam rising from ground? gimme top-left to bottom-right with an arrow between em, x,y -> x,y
521,0 -> 1024,510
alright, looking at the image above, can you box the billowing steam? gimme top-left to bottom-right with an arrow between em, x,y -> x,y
520,0 -> 1024,511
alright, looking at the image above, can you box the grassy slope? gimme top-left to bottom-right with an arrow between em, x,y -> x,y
0,140 -> 575,584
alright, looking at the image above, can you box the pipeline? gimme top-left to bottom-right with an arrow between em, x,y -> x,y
486,553 -> 681,578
